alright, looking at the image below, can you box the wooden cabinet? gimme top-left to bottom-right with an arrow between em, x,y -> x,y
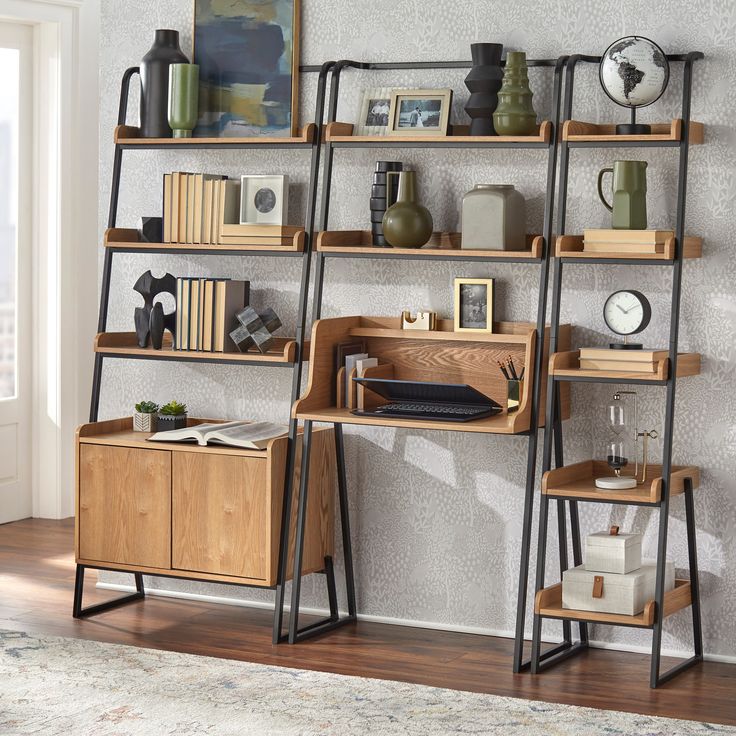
75,418 -> 335,587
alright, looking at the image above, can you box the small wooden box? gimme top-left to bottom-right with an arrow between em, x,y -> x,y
563,561 -> 674,616
585,530 -> 642,574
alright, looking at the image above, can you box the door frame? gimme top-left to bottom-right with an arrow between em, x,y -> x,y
0,0 -> 99,518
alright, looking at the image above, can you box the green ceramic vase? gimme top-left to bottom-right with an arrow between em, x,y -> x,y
382,171 -> 433,248
168,63 -> 199,138
493,51 -> 538,136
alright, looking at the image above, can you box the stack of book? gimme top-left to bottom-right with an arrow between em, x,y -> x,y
162,173 -> 299,246
582,229 -> 674,255
175,278 -> 249,352
579,347 -> 669,374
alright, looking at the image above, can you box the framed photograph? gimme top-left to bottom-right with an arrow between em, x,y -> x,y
240,175 -> 289,225
355,87 -> 393,136
454,278 -> 495,333
193,0 -> 300,138
388,88 -> 453,136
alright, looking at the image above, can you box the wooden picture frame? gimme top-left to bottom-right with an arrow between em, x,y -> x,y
388,88 -> 453,136
193,0 -> 300,138
454,277 -> 495,333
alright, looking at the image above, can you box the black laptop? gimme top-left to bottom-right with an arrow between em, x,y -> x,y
351,378 -> 502,422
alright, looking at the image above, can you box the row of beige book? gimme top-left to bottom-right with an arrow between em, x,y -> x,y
579,347 -> 669,374
162,172 -> 298,246
583,228 -> 674,254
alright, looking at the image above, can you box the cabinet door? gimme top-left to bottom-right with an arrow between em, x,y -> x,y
78,444 -> 171,568
172,453 -> 268,581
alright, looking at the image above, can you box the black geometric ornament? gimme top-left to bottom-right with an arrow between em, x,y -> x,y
133,270 -> 177,349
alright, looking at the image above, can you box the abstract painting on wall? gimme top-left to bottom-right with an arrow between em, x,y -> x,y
193,0 -> 300,138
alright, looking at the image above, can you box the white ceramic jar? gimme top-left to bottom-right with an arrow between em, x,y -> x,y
461,184 -> 526,250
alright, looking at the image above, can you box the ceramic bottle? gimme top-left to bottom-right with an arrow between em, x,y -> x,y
382,171 -> 433,249
464,43 -> 504,136
493,51 -> 538,136
461,185 -> 527,250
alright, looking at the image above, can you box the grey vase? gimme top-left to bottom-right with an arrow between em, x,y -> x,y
140,29 -> 189,138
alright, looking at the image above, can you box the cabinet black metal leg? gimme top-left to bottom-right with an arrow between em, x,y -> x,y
72,565 -> 144,618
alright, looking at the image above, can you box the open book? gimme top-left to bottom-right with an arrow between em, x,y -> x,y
147,421 -> 287,450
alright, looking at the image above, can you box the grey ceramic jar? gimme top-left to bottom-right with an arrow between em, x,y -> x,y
461,184 -> 526,250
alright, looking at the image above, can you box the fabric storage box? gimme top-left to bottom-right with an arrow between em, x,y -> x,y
562,560 -> 674,615
585,529 -> 642,574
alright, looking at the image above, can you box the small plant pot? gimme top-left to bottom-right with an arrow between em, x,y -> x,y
156,413 -> 188,431
133,412 -> 158,433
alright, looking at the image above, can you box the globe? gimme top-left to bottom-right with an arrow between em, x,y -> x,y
600,36 -> 669,109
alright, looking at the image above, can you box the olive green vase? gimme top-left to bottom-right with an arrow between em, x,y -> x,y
168,63 -> 199,138
493,51 -> 538,136
382,171 -> 433,248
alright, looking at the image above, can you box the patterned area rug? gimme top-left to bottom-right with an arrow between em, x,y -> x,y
1,630 -> 734,735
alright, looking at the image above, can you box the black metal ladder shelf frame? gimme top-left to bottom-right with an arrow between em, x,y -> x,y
283,57 -> 571,655
529,52 -> 704,688
74,62 -> 346,647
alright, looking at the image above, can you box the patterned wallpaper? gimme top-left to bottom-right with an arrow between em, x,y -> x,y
99,0 -> 736,657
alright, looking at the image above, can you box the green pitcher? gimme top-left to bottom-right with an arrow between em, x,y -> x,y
597,160 -> 648,230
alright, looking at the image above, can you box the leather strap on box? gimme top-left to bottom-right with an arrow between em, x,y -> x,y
592,575 -> 604,598
609,525 -> 620,536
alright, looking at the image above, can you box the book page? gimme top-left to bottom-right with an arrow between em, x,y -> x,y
207,422 -> 287,445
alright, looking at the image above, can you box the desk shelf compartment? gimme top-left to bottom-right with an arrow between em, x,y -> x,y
293,316 -> 570,435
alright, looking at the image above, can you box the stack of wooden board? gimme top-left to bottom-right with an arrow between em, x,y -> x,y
579,348 -> 669,374
175,278 -> 249,352
162,173 -> 300,246
583,229 -> 674,254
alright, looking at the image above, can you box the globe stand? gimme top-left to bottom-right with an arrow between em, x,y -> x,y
616,107 -> 651,136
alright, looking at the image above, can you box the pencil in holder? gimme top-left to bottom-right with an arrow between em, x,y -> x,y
507,379 -> 523,413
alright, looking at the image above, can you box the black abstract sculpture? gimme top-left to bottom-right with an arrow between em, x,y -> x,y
229,306 -> 282,354
133,270 -> 177,349
138,216 -> 163,243
464,43 -> 504,136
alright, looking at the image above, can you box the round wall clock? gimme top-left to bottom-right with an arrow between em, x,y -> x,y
603,290 -> 652,349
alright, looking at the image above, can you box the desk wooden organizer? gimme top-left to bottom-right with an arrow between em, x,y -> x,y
75,417 -> 335,587
294,316 -> 570,434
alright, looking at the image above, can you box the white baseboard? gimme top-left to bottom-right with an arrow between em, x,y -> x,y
97,581 -> 736,664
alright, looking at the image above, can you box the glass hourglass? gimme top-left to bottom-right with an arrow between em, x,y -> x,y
596,400 -> 637,490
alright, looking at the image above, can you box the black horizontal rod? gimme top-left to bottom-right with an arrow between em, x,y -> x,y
572,51 -> 703,65
333,58 -> 560,72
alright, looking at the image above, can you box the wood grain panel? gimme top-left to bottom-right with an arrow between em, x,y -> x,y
172,453 -> 269,581
78,445 -> 171,568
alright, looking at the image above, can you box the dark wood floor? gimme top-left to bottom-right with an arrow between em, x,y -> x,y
1,518 -> 735,725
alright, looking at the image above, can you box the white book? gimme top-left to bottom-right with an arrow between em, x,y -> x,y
147,421 -> 287,450
355,357 -> 378,377
344,353 -> 368,398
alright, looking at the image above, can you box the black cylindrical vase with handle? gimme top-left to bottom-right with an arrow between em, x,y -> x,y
140,29 -> 189,138
464,43 -> 504,136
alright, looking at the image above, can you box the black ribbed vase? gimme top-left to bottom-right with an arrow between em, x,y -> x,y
464,43 -> 504,136
140,29 -> 189,138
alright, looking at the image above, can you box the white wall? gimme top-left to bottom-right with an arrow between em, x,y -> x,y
98,0 -> 736,658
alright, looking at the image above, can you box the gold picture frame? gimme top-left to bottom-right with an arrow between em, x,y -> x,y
387,88 -> 453,136
192,0 -> 301,138
454,277 -> 495,333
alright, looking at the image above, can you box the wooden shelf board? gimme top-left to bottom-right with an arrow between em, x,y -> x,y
556,235 -> 702,261
562,119 -> 704,145
114,123 -> 315,147
94,332 -> 300,364
325,120 -> 551,145
346,326 -> 531,344
543,460 -> 700,504
550,350 -> 701,381
317,231 -> 543,260
535,580 -> 692,627
105,227 -> 305,253
294,406 -> 526,434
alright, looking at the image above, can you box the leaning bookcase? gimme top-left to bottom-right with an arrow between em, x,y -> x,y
529,52 -> 705,687
73,62 -> 347,645
283,57 -> 574,663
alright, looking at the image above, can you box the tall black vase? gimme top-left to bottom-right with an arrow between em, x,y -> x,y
464,43 -> 504,136
140,29 -> 189,138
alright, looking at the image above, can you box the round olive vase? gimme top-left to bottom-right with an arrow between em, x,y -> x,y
493,51 -> 538,136
382,171 -> 433,248
461,184 -> 526,251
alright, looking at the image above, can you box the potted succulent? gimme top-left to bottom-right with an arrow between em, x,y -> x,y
157,400 -> 188,431
133,400 -> 159,432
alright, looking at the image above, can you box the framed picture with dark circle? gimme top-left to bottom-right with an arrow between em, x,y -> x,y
388,88 -> 453,136
454,277 -> 495,333
240,175 -> 289,225
193,0 -> 300,138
